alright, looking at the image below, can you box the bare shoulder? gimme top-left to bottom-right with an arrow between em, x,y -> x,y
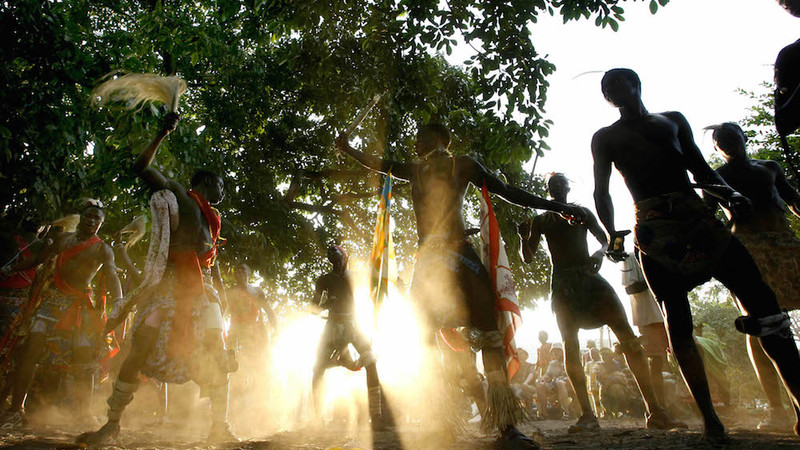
661,111 -> 689,126
755,159 -> 784,173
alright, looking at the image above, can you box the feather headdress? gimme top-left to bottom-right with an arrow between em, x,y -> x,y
92,73 -> 187,112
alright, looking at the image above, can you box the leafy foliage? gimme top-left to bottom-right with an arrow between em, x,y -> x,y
0,0 -> 662,309
688,282 -> 762,406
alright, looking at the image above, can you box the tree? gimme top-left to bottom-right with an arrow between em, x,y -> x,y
0,0 -> 668,309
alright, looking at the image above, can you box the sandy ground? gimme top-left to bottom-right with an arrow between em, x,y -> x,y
2,413 -> 800,449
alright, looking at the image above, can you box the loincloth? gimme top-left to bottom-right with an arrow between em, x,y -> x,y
737,230 -> 800,310
31,286 -> 104,370
551,265 -> 618,330
133,267 -> 223,385
411,238 -> 495,331
0,287 -> 29,338
635,192 -> 731,277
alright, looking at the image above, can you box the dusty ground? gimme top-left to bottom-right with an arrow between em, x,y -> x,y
2,414 -> 800,449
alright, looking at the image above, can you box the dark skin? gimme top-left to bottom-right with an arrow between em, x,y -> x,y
2,206 -> 122,416
310,248 -> 384,427
519,175 -> 674,431
335,130 -> 584,243
707,124 -> 800,427
337,127 -> 572,447
592,69 -> 800,442
133,113 -> 227,312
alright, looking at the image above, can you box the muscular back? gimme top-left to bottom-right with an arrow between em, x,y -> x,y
169,187 -> 215,255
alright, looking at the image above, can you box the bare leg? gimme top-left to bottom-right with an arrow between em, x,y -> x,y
8,332 -> 46,414
76,318 -> 162,445
649,355 -> 665,404
747,335 -> 791,429
559,320 -> 600,432
714,239 -> 800,435
641,256 -> 726,443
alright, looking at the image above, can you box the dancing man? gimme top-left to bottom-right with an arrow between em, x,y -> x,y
1,200 -> 121,427
706,122 -> 800,430
592,68 -> 800,443
310,245 -> 387,430
518,173 -> 681,432
78,113 -> 236,444
336,123 -> 584,449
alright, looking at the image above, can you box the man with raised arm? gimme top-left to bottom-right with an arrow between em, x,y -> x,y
705,122 -> 800,431
336,124 -> 583,449
591,68 -> 800,444
518,173 -> 682,433
78,113 -> 236,444
0,200 -> 122,427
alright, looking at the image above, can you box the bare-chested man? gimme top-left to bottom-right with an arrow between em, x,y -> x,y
310,245 -> 388,430
705,122 -> 800,430
336,124 -> 584,449
592,68 -> 800,443
78,113 -> 236,444
0,200 -> 122,427
518,173 -> 681,433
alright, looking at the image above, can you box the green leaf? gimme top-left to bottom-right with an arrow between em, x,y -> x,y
649,0 -> 659,14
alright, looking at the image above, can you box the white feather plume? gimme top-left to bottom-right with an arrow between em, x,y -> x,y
92,73 -> 187,112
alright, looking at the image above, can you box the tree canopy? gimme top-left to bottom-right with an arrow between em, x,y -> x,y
0,0 -> 668,308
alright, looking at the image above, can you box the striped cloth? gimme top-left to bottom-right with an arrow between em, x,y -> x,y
479,184 -> 523,380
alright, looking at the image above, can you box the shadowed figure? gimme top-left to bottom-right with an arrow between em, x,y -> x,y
336,124 -> 585,449
592,68 -> 800,444
519,173 -> 683,433
310,245 -> 390,431
1,202 -> 122,427
77,113 -> 236,445
705,122 -> 800,431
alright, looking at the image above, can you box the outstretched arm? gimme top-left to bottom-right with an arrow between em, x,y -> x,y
467,157 -> 584,218
132,113 -> 182,192
334,134 -> 414,181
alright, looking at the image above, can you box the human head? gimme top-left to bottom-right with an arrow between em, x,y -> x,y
601,68 -> 642,108
235,263 -> 251,285
538,330 -> 549,344
707,122 -> 747,160
76,199 -> 105,237
546,172 -> 570,201
778,0 -> 800,17
327,245 -> 348,271
590,347 -> 600,362
191,170 -> 225,205
551,345 -> 564,362
415,123 -> 451,158
586,340 -> 597,350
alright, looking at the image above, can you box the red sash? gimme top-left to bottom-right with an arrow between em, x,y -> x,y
0,236 -> 36,290
52,235 -> 104,332
168,190 -> 222,357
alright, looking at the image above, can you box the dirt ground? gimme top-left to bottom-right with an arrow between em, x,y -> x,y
2,414 -> 800,449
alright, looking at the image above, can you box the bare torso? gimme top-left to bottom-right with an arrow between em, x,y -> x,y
51,232 -> 108,290
594,113 -> 695,202
410,155 -> 475,242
